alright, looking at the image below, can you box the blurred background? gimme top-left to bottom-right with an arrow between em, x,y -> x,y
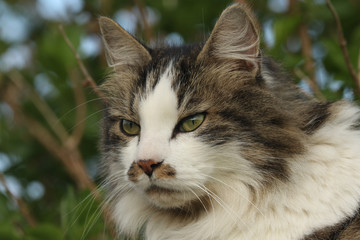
0,0 -> 359,239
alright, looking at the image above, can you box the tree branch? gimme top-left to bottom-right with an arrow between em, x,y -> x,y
68,70 -> 87,147
2,83 -> 91,189
9,72 -> 70,143
298,24 -> 325,101
2,82 -> 117,237
294,67 -> 325,100
58,24 -> 117,238
132,0 -> 153,41
0,172 -> 37,227
325,0 -> 360,94
58,24 -> 105,100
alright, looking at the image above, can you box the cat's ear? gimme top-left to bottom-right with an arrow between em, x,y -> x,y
99,17 -> 151,68
197,4 -> 260,75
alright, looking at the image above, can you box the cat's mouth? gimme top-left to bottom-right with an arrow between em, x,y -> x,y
143,184 -> 199,208
128,162 -> 204,208
145,185 -> 178,195
143,183 -> 214,214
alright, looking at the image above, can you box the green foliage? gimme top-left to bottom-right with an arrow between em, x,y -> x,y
0,195 -> 22,240
273,16 -> 301,49
25,224 -> 63,240
0,188 -> 113,239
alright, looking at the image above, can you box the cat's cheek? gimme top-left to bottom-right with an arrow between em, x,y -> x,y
168,136 -> 215,180
119,137 -> 140,170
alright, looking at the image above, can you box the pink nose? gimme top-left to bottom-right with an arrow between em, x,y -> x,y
137,159 -> 163,177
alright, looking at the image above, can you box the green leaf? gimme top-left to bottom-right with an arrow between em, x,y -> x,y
0,224 -> 21,240
273,16 -> 301,48
25,224 -> 63,240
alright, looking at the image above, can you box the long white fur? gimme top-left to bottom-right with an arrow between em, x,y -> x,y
110,62 -> 360,239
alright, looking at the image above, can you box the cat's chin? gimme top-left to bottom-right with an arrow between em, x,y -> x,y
143,185 -> 199,209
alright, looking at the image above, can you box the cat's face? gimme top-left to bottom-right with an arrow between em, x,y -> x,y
99,4 -> 304,210
101,59 -> 261,209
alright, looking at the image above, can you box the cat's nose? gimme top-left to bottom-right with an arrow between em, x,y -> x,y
137,159 -> 163,177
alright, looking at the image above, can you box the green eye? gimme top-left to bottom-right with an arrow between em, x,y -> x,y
179,113 -> 206,132
121,119 -> 140,136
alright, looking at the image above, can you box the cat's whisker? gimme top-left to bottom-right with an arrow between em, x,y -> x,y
201,173 -> 265,217
57,97 -> 104,124
207,188 -> 216,240
187,187 -> 209,215
193,184 -> 251,231
68,174 -> 129,236
66,104 -> 130,133
80,195 -> 101,240
66,108 -> 107,133
101,179 -> 133,206
64,176 -> 129,239
63,176 -> 121,237
63,188 -> 101,236
189,183 -> 217,239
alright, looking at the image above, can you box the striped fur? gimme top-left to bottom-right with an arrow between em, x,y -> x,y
99,4 -> 360,240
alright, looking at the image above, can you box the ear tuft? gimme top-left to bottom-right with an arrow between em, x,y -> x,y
197,4 -> 261,75
99,17 -> 151,68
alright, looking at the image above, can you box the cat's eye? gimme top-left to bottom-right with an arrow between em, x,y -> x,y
179,113 -> 206,132
121,119 -> 140,136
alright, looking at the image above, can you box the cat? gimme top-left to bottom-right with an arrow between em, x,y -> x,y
98,3 -> 360,240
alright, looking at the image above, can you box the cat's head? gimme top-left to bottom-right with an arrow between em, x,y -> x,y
99,4 -> 304,210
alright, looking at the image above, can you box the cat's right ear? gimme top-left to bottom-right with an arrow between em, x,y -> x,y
99,17 -> 151,68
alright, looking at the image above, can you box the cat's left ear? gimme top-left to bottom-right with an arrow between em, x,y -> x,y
197,4 -> 260,76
